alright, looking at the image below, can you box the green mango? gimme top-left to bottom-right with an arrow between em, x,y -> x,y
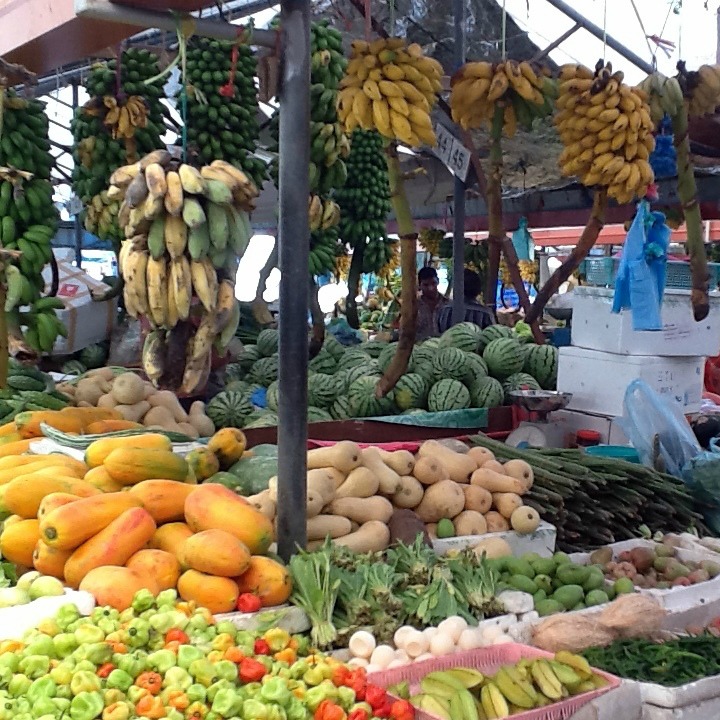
552,584 -> 585,610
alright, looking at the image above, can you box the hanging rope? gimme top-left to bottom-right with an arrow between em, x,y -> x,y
388,0 -> 395,36
629,0 -> 658,64
501,0 -> 507,60
602,0 -> 607,61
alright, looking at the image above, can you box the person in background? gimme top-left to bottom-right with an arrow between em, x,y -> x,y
438,268 -> 495,332
415,266 -> 448,341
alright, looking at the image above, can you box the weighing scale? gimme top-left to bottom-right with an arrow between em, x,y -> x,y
506,390 -> 573,448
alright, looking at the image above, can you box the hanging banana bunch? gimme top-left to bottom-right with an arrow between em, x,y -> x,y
679,61 -> 720,117
0,90 -> 65,355
72,49 -> 166,249
419,227 -> 445,256
110,150 -> 257,393
450,59 -> 556,136
555,61 -> 655,204
635,71 -> 685,124
337,38 -> 442,146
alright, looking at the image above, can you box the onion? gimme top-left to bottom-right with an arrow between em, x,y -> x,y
457,628 -> 482,651
370,645 -> 396,668
437,616 -> 467,644
393,626 -> 417,649
349,631 -> 376,659
404,631 -> 429,658
429,633 -> 455,657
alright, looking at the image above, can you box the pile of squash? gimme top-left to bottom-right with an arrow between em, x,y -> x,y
243,439 -> 542,552
0,428 -> 291,614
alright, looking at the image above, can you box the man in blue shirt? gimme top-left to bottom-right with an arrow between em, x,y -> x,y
438,268 -> 495,332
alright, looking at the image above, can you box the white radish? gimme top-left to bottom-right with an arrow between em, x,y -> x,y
348,631 -> 376,659
422,626 -> 438,641
393,649 -> 410,663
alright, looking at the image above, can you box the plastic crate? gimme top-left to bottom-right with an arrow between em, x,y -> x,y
368,643 -> 621,720
580,257 -> 616,286
666,261 -> 720,290
580,259 -> 720,290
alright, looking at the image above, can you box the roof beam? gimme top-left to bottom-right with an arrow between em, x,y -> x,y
532,22 -> 581,62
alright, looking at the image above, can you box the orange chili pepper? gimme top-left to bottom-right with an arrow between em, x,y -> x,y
108,641 -> 127,654
184,702 -> 207,720
136,671 -> 163,695
223,646 -> 245,664
164,641 -> 181,654
136,695 -> 166,719
163,690 -> 189,711
274,648 -> 297,664
288,637 -> 300,651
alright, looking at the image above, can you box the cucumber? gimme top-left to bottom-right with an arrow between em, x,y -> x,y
6,375 -> 45,392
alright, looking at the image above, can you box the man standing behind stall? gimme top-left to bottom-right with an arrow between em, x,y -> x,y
415,267 -> 448,341
438,268 -> 495,332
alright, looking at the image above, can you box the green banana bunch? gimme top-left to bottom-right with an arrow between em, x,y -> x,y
309,226 -> 342,277
71,48 -> 166,246
183,37 -> 266,190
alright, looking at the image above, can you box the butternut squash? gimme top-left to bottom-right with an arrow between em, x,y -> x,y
502,459 -> 534,491
306,515 -> 352,541
334,466 -> 379,499
79,566 -> 160,611
64,507 -> 156,588
83,466 -> 126,493
419,440 -> 477,483
177,569 -> 238,614
412,456 -> 447,486
235,556 -> 292,607
324,467 -> 346,489
307,441 -> 362,474
462,485 -> 492,514
84,433 -> 172,468
33,541 -> 71,579
333,521 -> 391,553
375,449 -> 415,475
361,447 -> 402,494
482,459 -> 506,474
467,446 -> 496,466
40,493 -> 144,550
391,476 -> 424,509
207,428 -> 246,469
182,529 -> 251,577
14,410 -> 84,439
4,474 -> 101,518
104,448 -> 189,485
329,496 -> 394,524
492,492 -> 524,519
484,510 -> 511,533
414,479 -> 465,522
470,468 -> 526,494
306,489 -> 325,518
453,510 -> 488,536
38,492 -> 78,519
128,479 -> 196,524
246,491 -> 276,521
148,523 -> 194,565
126,549 -> 181,591
0,519 -> 40,566
270,469 -> 337,504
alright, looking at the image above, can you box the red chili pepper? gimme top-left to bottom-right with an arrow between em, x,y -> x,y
96,663 -> 115,678
348,710 -> 369,720
314,699 -> 346,720
346,669 -> 367,701
375,701 -> 393,719
253,639 -> 271,656
237,593 -> 262,613
365,685 -> 388,712
165,629 -> 189,645
390,699 -> 414,720
238,657 -> 267,683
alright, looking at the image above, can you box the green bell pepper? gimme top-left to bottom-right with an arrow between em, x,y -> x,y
49,665 -> 73,687
242,699 -> 270,720
0,701 -> 13,720
149,611 -> 188,635
336,686 -> 355,711
211,687 -> 243,717
213,661 -> 238,683
286,697 -> 308,720
125,619 -> 150,649
0,654 -> 18,673
304,682 -> 338,712
146,649 -> 176,674
130,589 -> 155,614
73,625 -> 105,646
106,670 -> 133,693
8,674 -> 32,698
116,652 -> 146,679
70,672 -> 101,696
186,684 -> 207,704
177,645 -> 205,670
162,667 -> 192,691
207,680 -> 233,703
155,589 -> 178,608
55,605 -> 81,632
29,696 -> 56,718
23,636 -> 55,659
260,677 -> 291,707
72,661 -> 97,674
69,691 -> 104,720
234,631 -> 256,656
189,659 -> 218,687
103,690 -> 125,707
74,643 -> 113,666
214,621 -> 237,638
27,678 -> 57,704
52,633 -> 78,657
165,711 -> 184,720
53,698 -> 71,714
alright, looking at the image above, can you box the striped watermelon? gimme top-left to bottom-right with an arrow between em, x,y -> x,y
502,372 -> 541,402
432,347 -> 468,382
338,350 -> 373,371
323,335 -> 346,359
308,373 -> 337,408
225,363 -> 247,382
415,363 -> 438,388
348,377 -> 394,417
478,324 -> 514,351
423,337 -> 441,350
428,379 -> 471,412
308,407 -> 333,423
411,343 -> 436,367
248,355 -> 279,387
345,361 -> 381,386
309,351 -> 338,375
439,322 -> 483,353
333,369 -> 351,395
523,344 -> 559,390
238,345 -> 261,371
330,395 -> 351,420
394,373 -> 429,411
378,342 -> 398,372
257,328 -> 279,357
225,380 -> 252,394
266,381 -> 279,411
244,411 -> 279,428
463,352 -> 489,386
206,391 -> 254,428
471,376 -> 505,408
364,341 -> 388,359
483,338 -> 524,379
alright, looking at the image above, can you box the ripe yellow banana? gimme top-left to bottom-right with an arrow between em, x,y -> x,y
146,256 -> 168,328
191,259 -> 218,312
170,256 -> 192,320
178,164 -> 206,195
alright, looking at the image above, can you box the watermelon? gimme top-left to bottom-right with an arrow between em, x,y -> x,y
225,380 -> 252,395
348,377 -> 394,417
415,363 -> 437,388
337,350 -> 373,371
243,411 -> 279,428
61,360 -> 86,376
266,381 -> 279,411
378,342 -> 398,372
439,322 -> 483,353
483,338 -> 524,379
79,343 -> 107,369
394,373 -> 429,411
308,373 -> 337,408
344,361 -> 381,386
206,391 -> 254,428
323,335 -> 345,360
309,351 -> 338,375
428,378 -> 471,412
248,355 -> 279,386
463,352 -> 489,386
364,341 -> 388,359
238,345 -> 261,371
411,344 -> 436,368
330,395 -> 351,420
333,369 -> 351,395
423,337 -> 441,350
478,324 -> 514,350
502,372 -> 541,402
432,347 -> 468,382
523,344 -> 559,390
470,376 -> 505,408
308,407 -> 333,423
257,328 -> 279,357
225,363 -> 247,382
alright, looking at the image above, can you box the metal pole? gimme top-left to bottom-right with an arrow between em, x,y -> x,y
71,82 -> 83,268
544,0 -> 654,75
276,0 -> 310,561
451,0 -> 465,326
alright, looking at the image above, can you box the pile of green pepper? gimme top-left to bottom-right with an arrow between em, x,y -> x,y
583,635 -> 720,686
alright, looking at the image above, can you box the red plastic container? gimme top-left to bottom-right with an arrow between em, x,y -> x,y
110,0 -> 218,11
368,643 -> 621,720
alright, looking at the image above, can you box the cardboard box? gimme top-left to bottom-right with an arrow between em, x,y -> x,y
41,259 -> 117,355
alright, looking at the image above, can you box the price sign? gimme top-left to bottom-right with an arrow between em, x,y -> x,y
432,122 -> 471,181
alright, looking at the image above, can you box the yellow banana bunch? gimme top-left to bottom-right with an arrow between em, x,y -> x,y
334,253 -> 351,280
338,37 -> 442,146
418,227 -> 445,256
518,259 -> 538,284
555,61 -> 655,204
681,63 -> 720,117
450,59 -> 555,136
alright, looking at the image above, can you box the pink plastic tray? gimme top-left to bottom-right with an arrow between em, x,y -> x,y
367,643 -> 621,720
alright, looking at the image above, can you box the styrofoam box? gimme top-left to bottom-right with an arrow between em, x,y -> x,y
571,286 -> 720,357
214,604 -> 309,633
558,347 -> 704,416
0,590 -> 95,640
431,521 -> 556,557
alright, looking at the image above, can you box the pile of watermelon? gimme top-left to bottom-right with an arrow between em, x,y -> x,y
210,324 -> 558,428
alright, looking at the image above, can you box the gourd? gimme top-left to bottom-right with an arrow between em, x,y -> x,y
84,433 -> 172,468
4,474 -> 101,518
414,480 -> 465,522
375,449 -> 415,475
177,569 -> 239,614
103,448 -> 190,485
0,519 -> 40,566
111,372 -> 146,405
306,515 -> 352,541
412,456 -> 447,486
63,507 -> 157,588
391,477 -> 424,509
181,529 -> 251,577
419,440 -> 477,483
334,467 -> 379,499
334,521 -> 391,553
329,496 -> 394,524
307,441 -> 362,474
128,480 -> 197,524
234,556 -> 292,607
79,567 -> 160,611
361,447 -> 402,494
207,428 -> 246,468
125,549 -> 181,591
471,468 -> 526,494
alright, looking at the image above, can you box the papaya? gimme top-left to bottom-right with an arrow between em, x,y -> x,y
235,556 -> 292,607
103,448 -> 189,485
38,493 -> 78,519
184,484 -> 273,555
79,566 -> 160,611
177,569 -> 239,614
182,529 -> 251,577
14,411 -> 84,439
185,449 -> 220,481
83,466 -> 126,493
207,428 -> 247,469
2,515 -> 22,528
0,422 -> 17,438
0,433 -> 21,445
148,522 -> 194,565
64,507 -> 157,588
33,541 -> 71,579
128,480 -> 196,524
85,433 -> 172,469
0,439 -> 35,458
60,407 -> 122,427
40,493 -> 145,550
4,474 -> 101,518
0,458 -> 86,486
85,420 -> 144,434
0,519 -> 40,566
126,549 -> 181,591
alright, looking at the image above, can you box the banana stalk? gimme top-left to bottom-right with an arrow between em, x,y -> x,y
346,241 -> 365,329
671,105 -> 710,321
526,190 -> 608,325
376,142 -> 416,399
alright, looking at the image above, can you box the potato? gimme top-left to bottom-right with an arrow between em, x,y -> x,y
453,510 -> 488,536
414,480 -> 465,522
463,485 -> 492,514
